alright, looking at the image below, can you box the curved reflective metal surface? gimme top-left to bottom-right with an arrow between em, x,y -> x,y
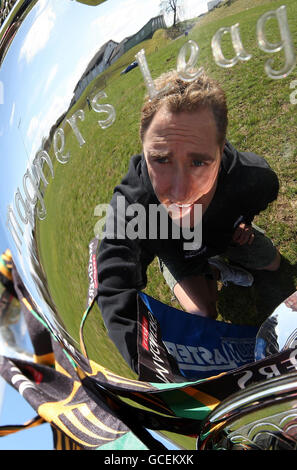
0,287 -> 33,360
255,291 -> 297,360
1,0 -> 170,379
197,371 -> 297,450
0,0 -> 296,389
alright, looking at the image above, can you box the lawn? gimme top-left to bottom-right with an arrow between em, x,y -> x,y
36,0 -> 297,381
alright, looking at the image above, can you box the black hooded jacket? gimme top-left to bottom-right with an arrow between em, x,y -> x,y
97,141 -> 279,372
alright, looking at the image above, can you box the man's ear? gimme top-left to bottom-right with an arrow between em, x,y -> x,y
220,140 -> 226,157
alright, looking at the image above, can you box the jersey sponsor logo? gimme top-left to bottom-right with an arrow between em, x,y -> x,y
141,316 -> 149,351
87,238 -> 99,305
234,347 -> 297,389
147,311 -> 171,383
164,337 -> 255,373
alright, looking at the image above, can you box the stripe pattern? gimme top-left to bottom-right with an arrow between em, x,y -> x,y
1,253 -> 297,450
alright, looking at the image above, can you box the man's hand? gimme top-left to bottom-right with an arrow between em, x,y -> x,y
232,223 -> 255,246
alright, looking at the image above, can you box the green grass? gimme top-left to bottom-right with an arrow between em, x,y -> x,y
36,0 -> 297,379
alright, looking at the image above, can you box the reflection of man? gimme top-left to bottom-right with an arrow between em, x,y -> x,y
97,70 -> 280,372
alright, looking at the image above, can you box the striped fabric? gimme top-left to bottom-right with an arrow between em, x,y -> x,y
0,249 -> 13,281
1,249 -> 297,450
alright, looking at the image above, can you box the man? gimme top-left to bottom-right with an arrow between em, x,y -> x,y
97,70 -> 280,373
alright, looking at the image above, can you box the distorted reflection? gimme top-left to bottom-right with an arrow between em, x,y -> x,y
0,0 -> 296,382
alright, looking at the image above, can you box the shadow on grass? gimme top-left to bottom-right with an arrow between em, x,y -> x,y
218,255 -> 297,327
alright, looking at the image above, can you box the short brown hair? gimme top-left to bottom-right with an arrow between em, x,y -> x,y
140,70 -> 228,146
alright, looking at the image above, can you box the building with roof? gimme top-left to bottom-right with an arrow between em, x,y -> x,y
72,15 -> 166,102
207,0 -> 223,11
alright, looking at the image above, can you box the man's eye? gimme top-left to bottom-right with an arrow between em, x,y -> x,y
155,157 -> 169,164
192,160 -> 204,167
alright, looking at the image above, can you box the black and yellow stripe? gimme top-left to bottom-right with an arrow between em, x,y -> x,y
0,415 -> 45,438
0,249 -> 13,280
52,428 -> 83,450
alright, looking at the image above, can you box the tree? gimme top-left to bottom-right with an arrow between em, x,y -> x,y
159,0 -> 181,27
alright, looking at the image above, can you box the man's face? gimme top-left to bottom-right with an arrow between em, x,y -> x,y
143,105 -> 223,220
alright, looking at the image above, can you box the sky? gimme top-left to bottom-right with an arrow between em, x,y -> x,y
0,379 -> 53,450
0,0 -> 209,450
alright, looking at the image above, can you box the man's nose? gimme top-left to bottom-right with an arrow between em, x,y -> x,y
170,168 -> 189,203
